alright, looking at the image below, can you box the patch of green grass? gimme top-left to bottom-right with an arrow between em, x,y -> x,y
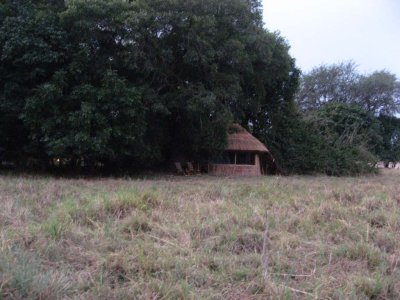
0,247 -> 71,299
352,275 -> 394,299
335,242 -> 386,270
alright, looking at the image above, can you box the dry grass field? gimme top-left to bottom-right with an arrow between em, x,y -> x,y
0,170 -> 399,299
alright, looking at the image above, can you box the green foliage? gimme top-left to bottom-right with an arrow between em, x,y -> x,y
24,70 -> 146,166
297,62 -> 400,116
267,102 -> 383,175
309,103 -> 381,150
2,1 -> 398,176
356,71 -> 400,115
127,0 -> 298,160
306,103 -> 381,175
297,61 -> 358,110
0,0 -> 299,171
296,62 -> 400,174
268,114 -> 327,174
377,115 -> 400,163
0,1 -> 67,162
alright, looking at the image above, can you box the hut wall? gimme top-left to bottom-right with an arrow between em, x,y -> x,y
209,153 -> 262,176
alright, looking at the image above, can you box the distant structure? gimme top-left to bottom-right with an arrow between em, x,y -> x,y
208,124 -> 273,176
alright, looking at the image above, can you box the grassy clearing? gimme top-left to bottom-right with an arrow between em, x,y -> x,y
0,170 -> 399,299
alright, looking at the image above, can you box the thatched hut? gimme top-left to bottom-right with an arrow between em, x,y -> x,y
208,124 -> 274,176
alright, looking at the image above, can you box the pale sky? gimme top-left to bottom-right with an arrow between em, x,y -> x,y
262,0 -> 400,77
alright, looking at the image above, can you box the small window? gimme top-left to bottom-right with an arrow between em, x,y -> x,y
228,152 -> 236,164
236,152 -> 255,165
211,151 -> 255,165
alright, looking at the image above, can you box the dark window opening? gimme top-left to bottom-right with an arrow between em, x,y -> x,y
236,152 -> 255,165
211,151 -> 255,165
228,152 -> 235,164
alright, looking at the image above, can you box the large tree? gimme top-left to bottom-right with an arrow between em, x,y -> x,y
297,61 -> 358,111
127,0 -> 299,161
355,71 -> 400,115
1,0 -> 300,171
0,1 -> 67,163
22,0 -> 149,168
297,62 -> 400,115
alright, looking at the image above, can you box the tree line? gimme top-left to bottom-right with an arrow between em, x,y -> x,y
0,0 -> 399,175
293,62 -> 400,174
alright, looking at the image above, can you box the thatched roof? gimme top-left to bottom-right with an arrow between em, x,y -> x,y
226,124 -> 269,153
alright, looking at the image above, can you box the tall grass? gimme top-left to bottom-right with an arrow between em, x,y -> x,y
0,170 -> 399,299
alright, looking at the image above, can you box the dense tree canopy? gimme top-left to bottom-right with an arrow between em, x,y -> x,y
0,0 -> 300,171
307,103 -> 381,175
295,62 -> 400,173
0,2 -> 67,162
273,102 -> 383,175
1,0 -> 399,175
